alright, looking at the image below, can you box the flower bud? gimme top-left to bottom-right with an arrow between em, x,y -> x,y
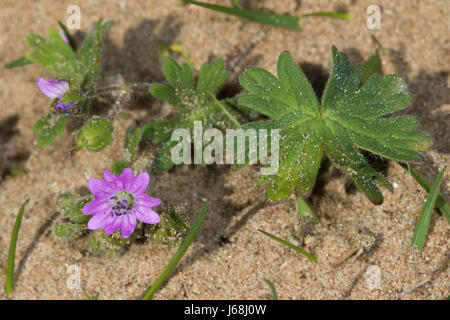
75,117 -> 113,152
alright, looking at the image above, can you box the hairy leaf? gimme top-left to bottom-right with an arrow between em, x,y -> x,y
238,47 -> 432,203
33,114 -> 67,149
145,57 -> 240,171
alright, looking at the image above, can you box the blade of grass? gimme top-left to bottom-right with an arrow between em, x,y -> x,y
258,229 -> 317,262
182,1 -> 349,31
142,201 -> 209,300
411,167 -> 446,251
263,278 -> 278,300
296,196 -> 321,224
300,12 -> 349,20
4,56 -> 33,69
182,0 -> 302,30
399,162 -> 450,223
5,198 -> 29,295
58,20 -> 77,51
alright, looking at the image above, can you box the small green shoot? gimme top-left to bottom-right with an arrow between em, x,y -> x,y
411,167 -> 446,251
399,163 -> 450,223
258,229 -> 317,262
142,201 -> 209,300
296,196 -> 321,224
181,0 -> 348,31
5,198 -> 29,295
263,278 -> 278,300
9,167 -> 25,177
83,290 -> 99,300
238,47 -> 431,203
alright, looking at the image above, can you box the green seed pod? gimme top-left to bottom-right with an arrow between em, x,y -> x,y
75,116 -> 113,152
64,197 -> 92,224
53,193 -> 91,240
145,207 -> 189,246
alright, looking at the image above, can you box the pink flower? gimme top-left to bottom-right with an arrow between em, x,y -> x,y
82,168 -> 161,238
37,78 -> 77,112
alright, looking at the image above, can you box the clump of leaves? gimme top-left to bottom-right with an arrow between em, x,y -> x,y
143,57 -> 242,171
52,191 -> 92,240
6,20 -> 113,149
144,207 -> 189,246
237,46 -> 432,204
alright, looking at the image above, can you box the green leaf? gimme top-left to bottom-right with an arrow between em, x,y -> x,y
411,167 -> 446,251
147,57 -> 239,171
258,229 -> 318,262
113,160 -> 132,176
4,56 -> 33,69
25,27 -> 78,80
125,127 -> 143,162
238,47 -> 431,203
6,199 -> 29,295
142,201 -> 209,300
399,163 -> 450,223
33,114 -> 67,149
76,19 -> 114,112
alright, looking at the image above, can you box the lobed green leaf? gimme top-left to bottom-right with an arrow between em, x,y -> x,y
238,47 -> 430,203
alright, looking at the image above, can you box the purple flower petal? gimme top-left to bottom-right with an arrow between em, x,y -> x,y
104,216 -> 123,235
81,198 -> 111,215
134,207 -> 160,225
135,194 -> 161,208
118,168 -> 134,190
120,214 -> 137,238
103,170 -> 118,183
87,212 -> 113,230
55,99 -> 77,112
37,78 -> 69,99
128,172 -> 150,194
88,178 -> 117,198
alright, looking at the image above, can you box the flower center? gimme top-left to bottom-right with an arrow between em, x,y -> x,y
110,191 -> 134,217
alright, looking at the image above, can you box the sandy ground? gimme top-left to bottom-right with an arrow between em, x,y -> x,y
0,0 -> 448,299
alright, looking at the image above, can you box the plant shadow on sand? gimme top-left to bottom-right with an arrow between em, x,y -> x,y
0,115 -> 29,184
